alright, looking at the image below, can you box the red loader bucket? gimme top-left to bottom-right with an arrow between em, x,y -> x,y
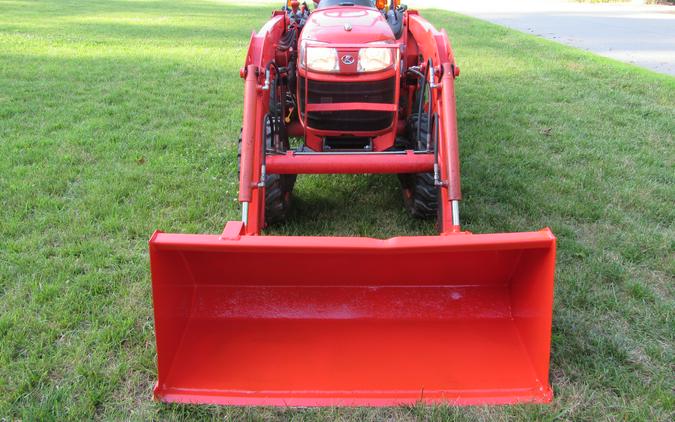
149,225 -> 556,406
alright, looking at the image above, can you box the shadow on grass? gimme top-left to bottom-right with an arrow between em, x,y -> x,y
268,174 -> 435,237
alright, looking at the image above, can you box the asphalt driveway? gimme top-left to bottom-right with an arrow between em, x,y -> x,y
409,0 -> 675,76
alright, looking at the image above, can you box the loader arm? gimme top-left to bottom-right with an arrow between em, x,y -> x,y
239,11 -> 289,235
407,12 -> 462,232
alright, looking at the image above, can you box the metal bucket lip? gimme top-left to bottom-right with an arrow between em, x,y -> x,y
150,226 -> 556,254
153,382 -> 554,406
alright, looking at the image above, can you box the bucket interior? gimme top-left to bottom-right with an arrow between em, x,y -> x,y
150,231 -> 556,406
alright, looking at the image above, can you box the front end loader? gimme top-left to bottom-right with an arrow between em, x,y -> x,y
149,0 -> 556,406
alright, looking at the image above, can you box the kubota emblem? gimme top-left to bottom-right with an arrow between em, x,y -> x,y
341,55 -> 355,65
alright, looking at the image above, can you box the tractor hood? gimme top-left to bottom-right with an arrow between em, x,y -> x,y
300,6 -> 395,44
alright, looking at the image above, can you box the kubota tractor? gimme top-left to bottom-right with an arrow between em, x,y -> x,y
149,0 -> 557,406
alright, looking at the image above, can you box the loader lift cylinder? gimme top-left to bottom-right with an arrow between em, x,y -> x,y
440,63 -> 462,202
238,64 -> 259,225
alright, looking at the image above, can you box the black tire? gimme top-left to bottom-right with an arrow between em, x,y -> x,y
264,172 -> 296,225
237,129 -> 296,226
399,172 -> 438,219
398,112 -> 438,219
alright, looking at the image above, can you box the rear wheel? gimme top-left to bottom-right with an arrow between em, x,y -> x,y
398,112 -> 438,219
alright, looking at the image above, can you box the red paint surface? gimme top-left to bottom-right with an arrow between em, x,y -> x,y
149,229 -> 556,406
305,102 -> 397,112
301,6 -> 395,44
266,151 -> 433,174
237,65 -> 258,203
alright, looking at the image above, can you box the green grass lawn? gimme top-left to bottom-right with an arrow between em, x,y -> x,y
1,0 -> 673,420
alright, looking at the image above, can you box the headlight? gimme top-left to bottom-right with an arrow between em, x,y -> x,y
358,48 -> 393,72
304,46 -> 339,72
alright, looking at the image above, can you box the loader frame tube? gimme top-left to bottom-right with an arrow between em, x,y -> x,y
266,151 -> 434,174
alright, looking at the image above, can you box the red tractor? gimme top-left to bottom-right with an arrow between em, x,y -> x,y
240,0 -> 461,232
149,0 -> 557,407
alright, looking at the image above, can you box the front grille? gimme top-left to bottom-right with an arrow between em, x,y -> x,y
299,76 -> 396,132
308,111 -> 394,131
306,77 -> 396,104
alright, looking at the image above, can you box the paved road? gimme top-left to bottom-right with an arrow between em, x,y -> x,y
408,0 -> 675,76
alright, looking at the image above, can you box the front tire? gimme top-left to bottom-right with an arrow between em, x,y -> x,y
398,112 -> 438,219
237,128 -> 296,227
399,172 -> 438,219
264,173 -> 296,225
